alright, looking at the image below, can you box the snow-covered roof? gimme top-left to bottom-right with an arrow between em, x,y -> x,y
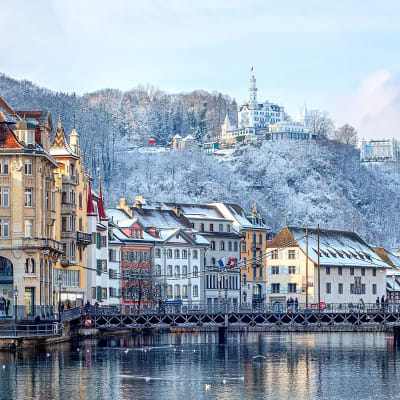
270,227 -> 391,268
183,134 -> 195,141
118,218 -> 138,228
173,134 -> 182,139
135,209 -> 191,229
179,204 -> 227,220
387,277 -> 400,291
107,208 -> 132,223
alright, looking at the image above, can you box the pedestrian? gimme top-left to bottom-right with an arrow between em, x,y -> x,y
381,295 -> 385,312
358,298 -> 365,312
385,296 -> 389,312
5,299 -> 10,317
286,298 -> 290,312
376,297 -> 380,308
0,297 -> 4,316
60,301 -> 64,313
294,297 -> 299,312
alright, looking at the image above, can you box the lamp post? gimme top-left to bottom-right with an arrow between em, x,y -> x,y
13,286 -> 18,337
58,275 -> 62,322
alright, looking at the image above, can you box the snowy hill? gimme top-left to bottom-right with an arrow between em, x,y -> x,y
1,73 -> 398,249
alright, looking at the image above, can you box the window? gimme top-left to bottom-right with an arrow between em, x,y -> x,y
182,250 -> 188,259
350,283 -> 355,294
259,266 -> 263,279
155,248 -> 161,258
350,267 -> 355,276
219,224 -> 223,232
0,219 -> 9,237
0,159 -> 9,175
259,234 -> 262,244
228,241 -> 232,251
193,285 -> 198,297
182,265 -> 187,277
167,285 -> 172,298
326,282 -> 331,294
101,236 -> 106,247
271,266 -> 279,274
372,284 -> 377,295
26,131 -> 34,145
174,285 -> 180,298
361,268 -> 365,276
0,187 -> 9,207
174,265 -> 180,278
338,267 -> 342,275
271,283 -> 280,293
288,266 -> 296,274
167,249 -> 172,259
288,283 -> 297,293
193,266 -> 198,277
288,250 -> 296,259
211,258 -> 216,265
79,193 -> 83,209
192,249 -> 198,259
101,288 -> 108,299
338,283 -> 343,294
243,274 -> 247,285
227,225 -> 231,232
272,250 -> 279,259
326,266 -> 330,275
241,241 -> 246,252
167,265 -> 172,277
182,285 -> 188,298
211,241 -> 215,250
373,268 -> 377,277
24,159 -> 33,175
25,219 -> 33,237
361,284 -> 366,295
253,267 -> 256,280
200,223 -> 204,232
234,242 -> 238,252
174,249 -> 180,259
25,188 -> 33,207
220,241 -> 225,251
209,224 -> 214,232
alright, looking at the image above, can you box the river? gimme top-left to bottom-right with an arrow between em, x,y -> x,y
0,332 -> 399,400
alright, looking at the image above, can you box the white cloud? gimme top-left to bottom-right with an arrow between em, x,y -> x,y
333,70 -> 400,140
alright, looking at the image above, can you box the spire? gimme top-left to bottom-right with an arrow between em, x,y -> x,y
69,127 -> 80,154
87,183 -> 96,216
252,201 -> 258,215
97,186 -> 108,221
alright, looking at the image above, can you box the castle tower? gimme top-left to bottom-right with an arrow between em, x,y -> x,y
69,127 -> 80,155
249,75 -> 257,109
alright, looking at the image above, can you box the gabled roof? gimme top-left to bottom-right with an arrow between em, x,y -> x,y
268,226 -> 391,268
50,117 -> 78,158
373,247 -> 400,269
132,208 -> 192,229
87,183 -> 96,216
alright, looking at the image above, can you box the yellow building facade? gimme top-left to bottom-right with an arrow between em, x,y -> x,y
50,119 -> 91,308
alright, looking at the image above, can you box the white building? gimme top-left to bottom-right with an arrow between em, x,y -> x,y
266,120 -> 315,141
172,134 -> 198,150
266,227 -> 392,306
86,185 -> 112,305
220,74 -> 284,144
107,221 -> 123,308
360,139 -> 399,162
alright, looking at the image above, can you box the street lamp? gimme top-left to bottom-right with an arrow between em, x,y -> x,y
58,275 -> 62,321
13,286 -> 18,336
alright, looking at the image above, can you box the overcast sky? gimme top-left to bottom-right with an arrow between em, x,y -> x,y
2,0 -> 400,138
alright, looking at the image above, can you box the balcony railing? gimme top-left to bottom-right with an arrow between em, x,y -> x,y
22,237 -> 63,253
61,202 -> 76,215
62,175 -> 78,185
61,256 -> 76,267
76,231 -> 92,244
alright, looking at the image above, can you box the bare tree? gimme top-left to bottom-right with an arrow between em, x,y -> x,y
309,110 -> 335,139
332,124 -> 358,146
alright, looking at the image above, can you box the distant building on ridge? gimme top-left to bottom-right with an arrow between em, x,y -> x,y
360,139 -> 399,163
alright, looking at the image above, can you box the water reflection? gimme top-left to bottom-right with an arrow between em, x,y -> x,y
0,333 -> 399,399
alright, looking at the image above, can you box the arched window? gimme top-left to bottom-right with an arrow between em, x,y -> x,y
25,259 -> 29,273
228,241 -> 232,251
211,241 -> 215,250
174,265 -> 180,278
30,258 -> 35,273
193,266 -> 198,277
167,285 -> 172,298
167,249 -> 172,259
252,233 -> 256,243
182,250 -> 188,259
167,265 -> 172,277
174,285 -> 180,298
220,241 -> 225,251
182,266 -> 187,277
174,249 -> 180,259
155,248 -> 161,258
193,285 -> 199,297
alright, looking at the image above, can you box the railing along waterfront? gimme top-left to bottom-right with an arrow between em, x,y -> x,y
0,323 -> 61,338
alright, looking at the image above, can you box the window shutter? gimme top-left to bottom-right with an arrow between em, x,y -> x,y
96,286 -> 102,301
96,260 -> 102,276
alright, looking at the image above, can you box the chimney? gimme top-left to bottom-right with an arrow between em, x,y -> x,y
116,198 -> 132,218
172,204 -> 182,217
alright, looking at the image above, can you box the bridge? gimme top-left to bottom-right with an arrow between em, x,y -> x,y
76,303 -> 400,333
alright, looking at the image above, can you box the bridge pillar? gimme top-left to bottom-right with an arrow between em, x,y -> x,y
218,326 -> 227,344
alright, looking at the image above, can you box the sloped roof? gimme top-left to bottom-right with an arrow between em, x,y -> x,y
268,227 -> 390,268
133,209 -> 191,229
87,183 -> 96,216
50,117 -> 78,158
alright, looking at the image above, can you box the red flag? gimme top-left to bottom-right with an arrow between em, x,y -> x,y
250,66 -> 254,72
227,258 -> 235,268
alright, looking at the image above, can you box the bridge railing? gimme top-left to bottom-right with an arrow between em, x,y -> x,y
79,302 -> 400,316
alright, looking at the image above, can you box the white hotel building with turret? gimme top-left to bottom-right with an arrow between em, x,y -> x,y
220,74 -> 316,144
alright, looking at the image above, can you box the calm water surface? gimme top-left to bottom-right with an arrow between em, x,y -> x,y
0,332 -> 399,400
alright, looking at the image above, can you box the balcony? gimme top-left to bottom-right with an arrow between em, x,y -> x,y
62,175 -> 78,186
76,231 -> 92,244
61,231 -> 75,240
61,202 -> 76,215
21,237 -> 63,254
61,255 -> 76,267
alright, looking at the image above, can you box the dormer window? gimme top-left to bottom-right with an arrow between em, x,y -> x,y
26,131 -> 34,145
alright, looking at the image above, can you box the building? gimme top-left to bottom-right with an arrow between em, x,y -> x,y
107,221 -> 123,308
360,139 -> 399,163
0,96 -> 63,318
266,121 -> 315,141
172,134 -> 198,150
211,202 -> 270,308
50,119 -> 91,309
220,74 -> 284,144
266,227 -> 391,306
